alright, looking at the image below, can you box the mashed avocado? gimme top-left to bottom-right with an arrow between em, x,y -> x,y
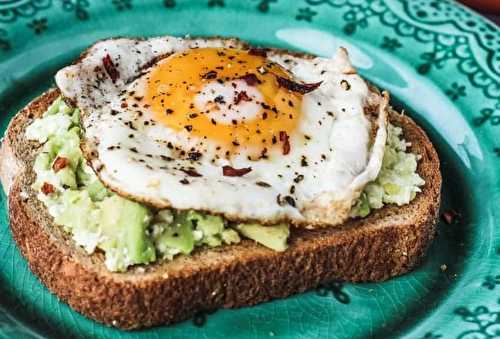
350,123 -> 425,217
26,97 -> 423,272
26,98 -> 289,271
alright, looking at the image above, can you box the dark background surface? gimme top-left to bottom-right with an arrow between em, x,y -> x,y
459,0 -> 500,24
484,13 -> 499,25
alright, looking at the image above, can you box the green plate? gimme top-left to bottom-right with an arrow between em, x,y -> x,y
0,1 -> 498,338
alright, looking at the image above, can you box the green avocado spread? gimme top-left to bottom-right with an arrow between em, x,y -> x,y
25,97 -> 423,272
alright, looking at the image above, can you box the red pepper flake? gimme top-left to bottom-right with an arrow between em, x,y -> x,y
52,156 -> 69,173
248,48 -> 268,57
41,182 -> 55,195
222,166 -> 252,177
239,73 -> 260,86
275,75 -> 322,94
234,91 -> 251,105
442,209 -> 460,224
279,131 -> 290,155
181,168 -> 202,177
102,54 -> 119,83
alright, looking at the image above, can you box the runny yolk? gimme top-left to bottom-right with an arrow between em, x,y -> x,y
144,47 -> 303,156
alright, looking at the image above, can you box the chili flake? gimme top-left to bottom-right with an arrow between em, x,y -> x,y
52,156 -> 69,172
41,182 -> 55,195
102,54 -> 119,83
279,131 -> 290,155
276,75 -> 322,94
222,166 -> 252,177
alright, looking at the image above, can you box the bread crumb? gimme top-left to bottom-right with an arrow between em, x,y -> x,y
112,320 -> 118,326
162,273 -> 169,279
440,264 -> 447,271
211,290 -> 217,296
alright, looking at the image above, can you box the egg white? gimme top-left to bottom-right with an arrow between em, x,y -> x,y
55,36 -> 388,228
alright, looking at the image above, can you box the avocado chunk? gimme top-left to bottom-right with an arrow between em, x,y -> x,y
187,210 -> 224,235
85,178 -> 109,202
54,190 -> 101,253
186,210 -> 225,247
154,212 -> 195,256
236,223 -> 290,252
56,167 -> 77,190
221,229 -> 240,244
99,195 -> 156,271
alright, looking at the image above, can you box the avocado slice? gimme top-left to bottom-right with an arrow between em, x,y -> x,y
236,223 -> 290,252
99,195 -> 156,271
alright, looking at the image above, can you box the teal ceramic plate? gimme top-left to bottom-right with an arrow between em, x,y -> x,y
0,1 -> 498,338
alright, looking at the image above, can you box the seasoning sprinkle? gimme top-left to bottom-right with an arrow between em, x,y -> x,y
279,131 -> 291,155
222,166 -> 252,177
234,91 -> 251,105
188,151 -> 202,161
256,181 -> 271,187
181,168 -> 202,177
201,70 -> 217,80
102,54 -> 119,83
52,156 -> 69,172
340,79 -> 351,90
284,195 -> 296,207
239,73 -> 260,86
275,75 -> 322,94
293,174 -> 304,183
41,182 -> 55,195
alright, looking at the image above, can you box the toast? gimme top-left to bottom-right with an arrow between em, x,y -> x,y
0,43 -> 441,329
0,88 -> 441,329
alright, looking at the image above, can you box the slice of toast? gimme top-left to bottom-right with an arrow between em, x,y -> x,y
0,85 -> 441,329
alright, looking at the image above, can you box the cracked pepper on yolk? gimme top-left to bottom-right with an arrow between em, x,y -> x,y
144,47 -> 303,154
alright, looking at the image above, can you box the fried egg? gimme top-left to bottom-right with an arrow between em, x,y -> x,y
55,36 -> 388,228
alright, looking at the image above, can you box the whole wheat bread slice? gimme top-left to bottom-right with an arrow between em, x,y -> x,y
0,84 -> 441,329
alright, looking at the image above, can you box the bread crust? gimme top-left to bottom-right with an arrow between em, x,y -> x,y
1,47 -> 441,330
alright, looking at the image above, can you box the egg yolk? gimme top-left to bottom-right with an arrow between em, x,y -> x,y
144,47 -> 303,156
